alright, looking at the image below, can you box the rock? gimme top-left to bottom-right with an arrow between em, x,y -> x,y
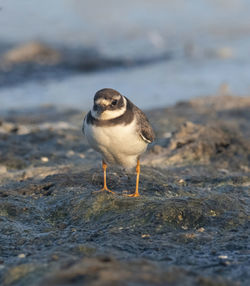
169,122 -> 232,163
1,42 -> 61,67
188,94 -> 250,111
0,165 -> 7,174
3,264 -> 37,285
0,41 -> 172,87
40,257 -> 234,286
0,120 -> 18,133
145,121 -> 249,169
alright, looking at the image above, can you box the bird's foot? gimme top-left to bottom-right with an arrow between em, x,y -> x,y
127,193 -> 140,197
94,187 -> 115,194
123,191 -> 140,197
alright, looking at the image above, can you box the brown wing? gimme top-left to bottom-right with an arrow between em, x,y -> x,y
133,105 -> 155,143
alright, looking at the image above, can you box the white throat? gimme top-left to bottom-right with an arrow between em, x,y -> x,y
91,96 -> 127,120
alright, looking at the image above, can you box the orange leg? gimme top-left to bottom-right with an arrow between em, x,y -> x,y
94,161 -> 115,194
127,159 -> 140,197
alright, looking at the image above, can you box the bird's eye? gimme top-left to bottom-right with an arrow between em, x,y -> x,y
111,100 -> 117,106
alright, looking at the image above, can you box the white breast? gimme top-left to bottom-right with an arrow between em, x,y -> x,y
84,119 -> 147,168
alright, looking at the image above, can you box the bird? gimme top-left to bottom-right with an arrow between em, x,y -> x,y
82,88 -> 155,197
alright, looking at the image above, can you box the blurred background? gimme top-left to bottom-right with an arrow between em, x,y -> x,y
0,0 -> 250,111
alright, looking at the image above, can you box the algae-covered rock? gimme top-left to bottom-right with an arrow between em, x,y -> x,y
0,95 -> 249,286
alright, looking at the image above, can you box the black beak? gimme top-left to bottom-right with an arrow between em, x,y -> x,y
96,104 -> 106,114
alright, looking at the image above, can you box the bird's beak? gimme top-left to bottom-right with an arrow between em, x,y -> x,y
96,104 -> 106,114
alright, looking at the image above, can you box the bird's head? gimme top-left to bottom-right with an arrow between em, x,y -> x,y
91,88 -> 127,120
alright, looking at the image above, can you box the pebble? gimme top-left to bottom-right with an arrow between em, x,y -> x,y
0,165 -> 7,174
218,255 -> 228,259
210,210 -> 216,217
67,150 -> 75,157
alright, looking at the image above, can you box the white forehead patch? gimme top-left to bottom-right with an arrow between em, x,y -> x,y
95,98 -> 109,106
95,95 -> 121,106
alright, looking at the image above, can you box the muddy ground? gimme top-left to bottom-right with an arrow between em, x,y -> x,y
0,95 -> 249,286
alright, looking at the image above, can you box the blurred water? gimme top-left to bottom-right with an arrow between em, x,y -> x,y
0,0 -> 250,110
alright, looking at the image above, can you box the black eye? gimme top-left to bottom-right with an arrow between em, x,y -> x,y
111,100 -> 117,106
